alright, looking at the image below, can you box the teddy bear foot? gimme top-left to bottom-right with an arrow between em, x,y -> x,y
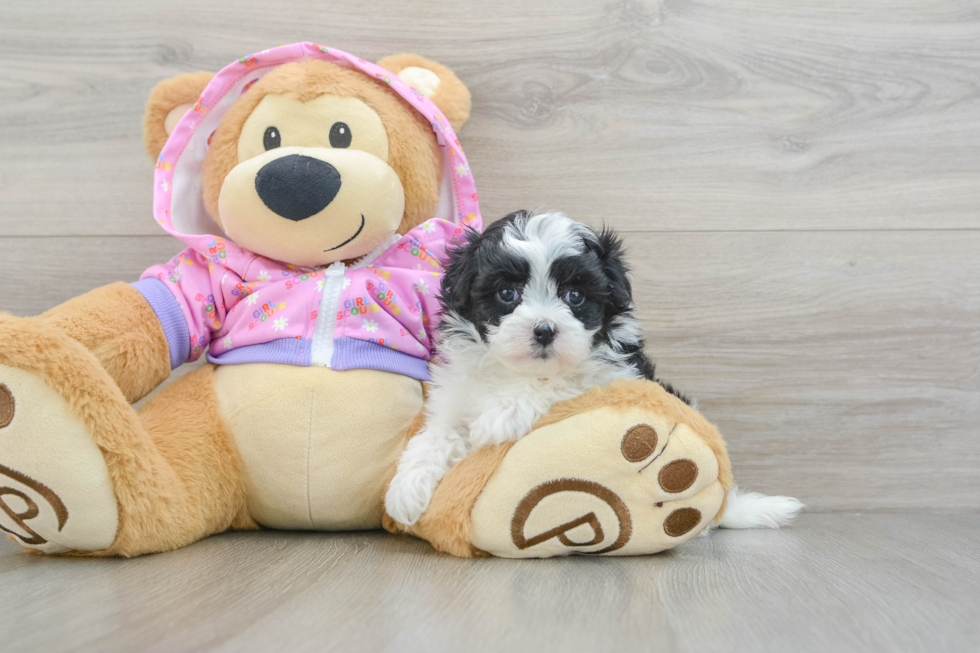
0,362 -> 118,554
468,393 -> 727,557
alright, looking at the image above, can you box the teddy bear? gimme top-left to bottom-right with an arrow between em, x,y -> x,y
0,43 -> 732,558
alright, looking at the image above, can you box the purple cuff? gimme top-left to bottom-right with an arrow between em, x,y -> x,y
331,337 -> 431,381
207,338 -> 312,366
132,278 -> 190,370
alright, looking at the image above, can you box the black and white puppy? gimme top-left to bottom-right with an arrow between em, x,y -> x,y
385,210 -> 689,526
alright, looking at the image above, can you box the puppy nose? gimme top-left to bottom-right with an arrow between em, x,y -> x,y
533,323 -> 557,346
255,154 -> 342,221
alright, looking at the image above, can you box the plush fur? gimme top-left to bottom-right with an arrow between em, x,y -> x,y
197,60 -> 444,239
385,211 -> 691,526
532,380 -> 800,530
0,315 -> 253,557
386,211 -> 799,531
40,283 -> 171,403
143,71 -> 214,158
377,54 -> 472,130
383,441 -> 516,558
1,50 -> 764,559
536,378 -> 735,495
2,52 -> 473,557
388,377 -> 737,555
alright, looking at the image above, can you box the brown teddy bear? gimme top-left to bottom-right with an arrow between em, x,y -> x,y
0,43 -> 731,558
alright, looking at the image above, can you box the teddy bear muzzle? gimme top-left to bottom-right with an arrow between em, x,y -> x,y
254,154 -> 342,222
217,146 -> 406,267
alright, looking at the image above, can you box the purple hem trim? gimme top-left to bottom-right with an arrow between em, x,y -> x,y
132,278 -> 189,370
331,337 -> 431,381
204,336 -> 428,381
207,338 -> 312,366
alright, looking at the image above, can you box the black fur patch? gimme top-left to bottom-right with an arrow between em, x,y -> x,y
439,211 -> 692,405
577,227 -> 691,404
439,213 -> 531,341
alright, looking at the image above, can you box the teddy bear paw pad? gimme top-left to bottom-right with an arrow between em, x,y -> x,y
0,365 -> 118,553
470,406 -> 725,557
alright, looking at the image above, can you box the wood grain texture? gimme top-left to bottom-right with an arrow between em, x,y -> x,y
0,237 -> 183,315
0,5 -> 978,506
0,0 -> 978,235
627,230 -> 980,511
1,514 -> 978,653
0,3 -> 978,649
1,231 -> 976,510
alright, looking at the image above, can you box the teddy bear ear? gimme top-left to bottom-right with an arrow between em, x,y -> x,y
376,54 -> 472,131
143,71 -> 214,159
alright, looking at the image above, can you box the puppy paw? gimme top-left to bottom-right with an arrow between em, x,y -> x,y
385,467 -> 440,526
468,400 -> 536,449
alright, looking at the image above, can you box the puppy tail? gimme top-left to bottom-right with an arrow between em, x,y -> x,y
717,486 -> 803,529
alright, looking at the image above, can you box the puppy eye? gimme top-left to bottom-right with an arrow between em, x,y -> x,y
563,289 -> 585,307
497,287 -> 521,304
263,126 -> 281,150
329,122 -> 352,148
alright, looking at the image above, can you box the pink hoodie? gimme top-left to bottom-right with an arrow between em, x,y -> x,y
132,43 -> 482,381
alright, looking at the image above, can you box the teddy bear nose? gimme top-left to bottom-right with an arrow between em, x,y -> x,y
255,154 -> 342,221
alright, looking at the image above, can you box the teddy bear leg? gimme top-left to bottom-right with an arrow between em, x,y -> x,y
119,364 -> 257,557
391,379 -> 734,558
0,315 -> 252,557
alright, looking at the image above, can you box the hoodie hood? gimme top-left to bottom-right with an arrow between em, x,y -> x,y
153,42 -> 482,264
133,44 -> 482,379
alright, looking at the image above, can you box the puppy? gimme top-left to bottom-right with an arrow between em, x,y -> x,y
385,210 -> 689,526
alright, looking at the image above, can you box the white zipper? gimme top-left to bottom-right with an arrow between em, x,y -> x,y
310,261 -> 346,367
309,234 -> 401,367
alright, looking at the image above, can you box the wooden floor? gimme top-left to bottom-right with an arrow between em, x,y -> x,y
2,513 -> 978,652
0,0 -> 978,651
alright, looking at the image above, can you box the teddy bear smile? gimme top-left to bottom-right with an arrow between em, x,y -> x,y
324,213 -> 366,251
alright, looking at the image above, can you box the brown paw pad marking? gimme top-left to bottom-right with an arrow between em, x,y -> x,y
0,384 -> 13,429
511,479 -> 632,554
620,424 -> 658,462
664,507 -> 702,537
0,464 -> 69,546
659,459 -> 698,493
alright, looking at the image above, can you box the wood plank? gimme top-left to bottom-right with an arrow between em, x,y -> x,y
0,0 -> 978,235
0,234 -> 201,405
1,513 -> 978,652
1,1 -> 977,649
0,236 -> 183,316
624,230 -> 980,511
1,230 -> 977,510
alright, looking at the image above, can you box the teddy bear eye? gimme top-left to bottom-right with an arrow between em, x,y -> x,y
329,122 -> 352,148
263,126 -> 281,151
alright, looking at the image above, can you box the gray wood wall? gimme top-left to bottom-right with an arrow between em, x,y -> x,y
1,0 -> 977,512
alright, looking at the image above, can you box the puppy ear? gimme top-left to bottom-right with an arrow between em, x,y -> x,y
439,228 -> 482,314
590,228 -> 635,312
377,54 -> 472,131
143,71 -> 214,159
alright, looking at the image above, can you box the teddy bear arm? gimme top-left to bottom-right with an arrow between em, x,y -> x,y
40,282 -> 171,403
